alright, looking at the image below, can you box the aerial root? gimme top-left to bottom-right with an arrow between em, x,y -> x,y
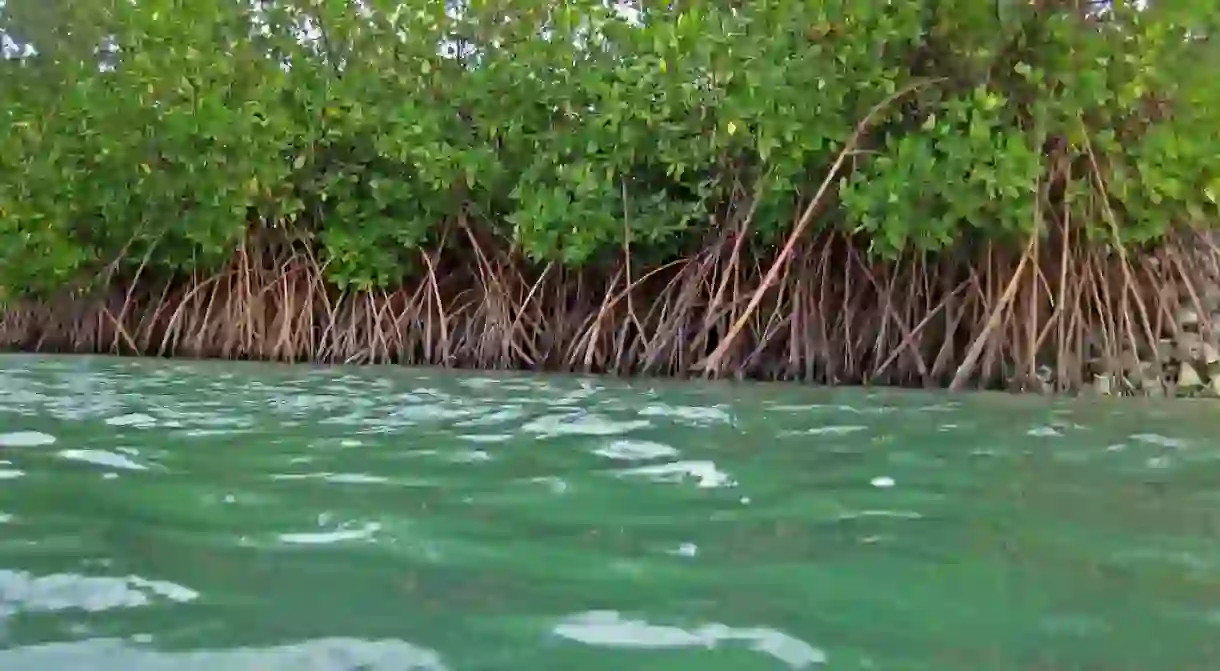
3,222 -> 1219,396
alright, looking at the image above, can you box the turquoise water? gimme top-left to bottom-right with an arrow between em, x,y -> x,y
1,354 -> 1219,670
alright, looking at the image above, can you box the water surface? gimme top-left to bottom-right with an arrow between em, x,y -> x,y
1,354 -> 1219,670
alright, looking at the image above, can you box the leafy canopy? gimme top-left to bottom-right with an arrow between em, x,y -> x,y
1,0 -> 1216,296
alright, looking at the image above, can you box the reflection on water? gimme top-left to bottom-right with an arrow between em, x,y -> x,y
0,354 -> 1219,669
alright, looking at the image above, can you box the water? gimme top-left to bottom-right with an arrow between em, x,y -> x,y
0,354 -> 1218,670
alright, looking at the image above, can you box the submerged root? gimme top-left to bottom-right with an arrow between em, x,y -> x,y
3,225 -> 1219,397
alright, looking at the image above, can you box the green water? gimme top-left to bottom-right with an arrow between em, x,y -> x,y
1,355 -> 1219,670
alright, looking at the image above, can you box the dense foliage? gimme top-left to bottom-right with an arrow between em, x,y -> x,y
0,0 -> 1216,299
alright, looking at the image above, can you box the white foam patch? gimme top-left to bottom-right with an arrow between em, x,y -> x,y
637,404 -> 733,425
523,413 -> 651,438
278,522 -> 382,545
458,377 -> 497,389
595,440 -> 679,461
553,611 -> 826,668
270,473 -> 389,485
619,460 -> 735,489
0,637 -> 451,670
836,509 -> 921,521
1027,426 -> 1062,438
669,543 -> 698,558
447,449 -> 492,463
1131,433 -> 1187,449
0,469 -> 24,479
791,425 -> 868,436
104,413 -> 158,428
1146,456 -> 1172,469
457,434 -> 513,444
0,570 -> 198,615
0,431 -> 56,447
870,476 -> 896,489
453,407 -> 528,427
530,476 -> 570,494
58,449 -> 148,471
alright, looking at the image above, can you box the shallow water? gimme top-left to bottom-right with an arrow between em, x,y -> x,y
1,354 -> 1219,670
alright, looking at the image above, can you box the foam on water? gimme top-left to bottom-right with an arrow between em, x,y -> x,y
669,542 -> 698,558
446,449 -> 492,463
278,522 -> 382,546
522,412 -> 652,438
58,449 -> 149,471
0,638 -> 451,671
594,439 -> 680,461
0,431 -> 57,447
0,570 -> 198,616
1131,433 -> 1187,448
553,611 -> 827,668
789,425 -> 868,436
619,460 -> 736,489
272,472 -> 392,485
457,433 -> 512,443
104,413 -> 159,428
836,510 -> 922,521
637,403 -> 733,426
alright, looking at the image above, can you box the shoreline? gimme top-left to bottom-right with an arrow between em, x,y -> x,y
4,230 -> 1219,400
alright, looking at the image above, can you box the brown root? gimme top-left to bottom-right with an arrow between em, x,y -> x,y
3,219 -> 1219,397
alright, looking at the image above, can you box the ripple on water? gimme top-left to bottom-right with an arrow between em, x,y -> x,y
552,611 -> 826,669
271,472 -> 391,485
58,449 -> 149,472
457,433 -> 513,444
594,439 -> 679,461
446,449 -> 492,463
618,460 -> 736,489
0,431 -> 56,447
277,522 -> 382,546
529,476 -> 570,495
0,637 -> 451,671
104,413 -> 159,429
637,403 -> 733,426
1131,433 -> 1187,448
522,412 -> 651,438
785,425 -> 868,437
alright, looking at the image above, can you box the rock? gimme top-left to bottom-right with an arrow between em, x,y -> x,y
1093,374 -> 1114,396
1157,338 -> 1176,360
1133,360 -> 1162,388
1177,307 -> 1200,326
1178,362 -> 1204,388
1176,332 -> 1205,361
1205,342 -> 1220,364
1204,285 -> 1220,310
1119,350 -> 1141,372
